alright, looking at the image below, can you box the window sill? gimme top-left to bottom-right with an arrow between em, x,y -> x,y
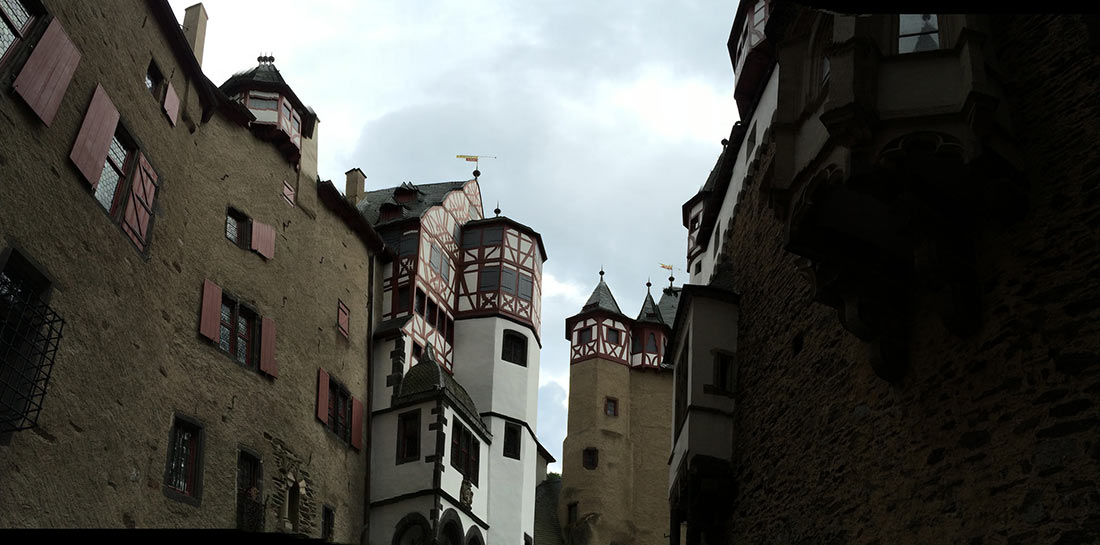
162,484 -> 202,507
703,385 -> 736,398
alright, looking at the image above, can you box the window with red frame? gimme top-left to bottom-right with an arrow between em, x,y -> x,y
327,379 -> 352,444
219,296 -> 257,369
165,417 -> 203,498
0,0 -> 33,64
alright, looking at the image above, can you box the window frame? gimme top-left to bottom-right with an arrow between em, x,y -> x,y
896,13 -> 942,55
396,409 -> 421,464
607,328 -> 621,345
478,266 -> 500,292
92,130 -> 135,215
217,293 -> 259,371
605,397 -> 618,417
163,413 -> 205,506
326,377 -> 353,445
503,422 -> 521,460
582,447 -> 598,470
225,207 -> 252,249
502,329 -> 527,366
0,0 -> 35,68
577,326 -> 592,344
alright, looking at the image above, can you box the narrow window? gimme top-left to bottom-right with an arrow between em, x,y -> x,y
503,422 -> 521,459
396,285 -> 410,313
414,288 -> 425,316
577,327 -> 592,344
713,224 -> 721,257
322,506 -> 335,542
518,273 -> 533,301
145,60 -> 164,99
93,132 -> 133,212
582,447 -> 598,470
164,416 -> 203,500
282,180 -> 296,206
899,14 -> 939,53
479,266 -> 500,292
426,299 -> 438,327
225,208 -> 251,249
646,333 -> 658,352
397,409 -> 421,463
326,378 -> 352,444
689,214 -> 700,232
631,333 -> 642,354
450,421 -> 480,485
236,450 -> 263,531
412,342 -> 422,362
501,267 -> 516,294
567,503 -> 578,524
441,259 -> 450,282
446,318 -> 455,344
694,261 -> 702,274
607,328 -> 621,345
430,244 -> 442,273
715,352 -> 735,393
502,330 -> 527,366
525,534 -> 533,545
436,310 -> 448,336
746,122 -> 757,161
605,397 -> 618,417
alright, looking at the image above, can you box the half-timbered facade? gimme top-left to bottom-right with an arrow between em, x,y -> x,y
355,173 -> 554,545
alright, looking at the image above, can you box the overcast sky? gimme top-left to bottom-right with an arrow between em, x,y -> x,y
168,0 -> 739,473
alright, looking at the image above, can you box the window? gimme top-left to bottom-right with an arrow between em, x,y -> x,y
430,244 -> 442,273
414,289 -> 426,316
322,506 -> 335,542
70,85 -> 161,253
577,326 -> 592,344
462,229 -> 481,248
0,0 -> 33,66
396,285 -> 410,313
446,317 -> 455,344
567,503 -> 578,524
218,296 -> 258,369
450,421 -> 480,485
426,299 -> 438,326
225,208 -> 252,249
398,232 -> 417,256
380,204 -> 403,223
336,299 -> 349,338
714,352 -> 735,394
0,249 -> 62,433
518,273 -> 533,301
164,416 -> 204,502
479,266 -> 500,292
631,333 -> 641,354
714,224 -> 721,257
605,397 -> 618,417
397,409 -> 421,464
525,534 -> 533,545
484,227 -> 503,245
899,14 -> 939,53
501,267 -> 516,294
503,422 -> 521,460
694,261 -> 702,274
412,342 -> 422,362
607,328 -> 621,345
327,378 -> 352,444
247,91 -> 279,110
502,330 -> 527,366
145,61 -> 164,99
646,333 -> 658,352
689,214 -> 700,231
582,447 -> 598,470
441,259 -> 450,282
436,309 -> 447,336
236,449 -> 263,531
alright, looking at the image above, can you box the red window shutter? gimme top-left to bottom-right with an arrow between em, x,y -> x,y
351,397 -> 363,451
259,316 -> 277,377
251,221 -> 275,259
282,180 -> 295,206
13,19 -> 81,127
198,279 -> 221,341
337,300 -> 349,338
69,84 -> 120,187
121,153 -> 159,251
316,368 -> 330,424
163,81 -> 180,126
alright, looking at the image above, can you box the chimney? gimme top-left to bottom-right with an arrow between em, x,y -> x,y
182,4 -> 209,68
345,168 -> 366,204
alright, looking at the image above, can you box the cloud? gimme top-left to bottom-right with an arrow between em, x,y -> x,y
536,381 -> 569,474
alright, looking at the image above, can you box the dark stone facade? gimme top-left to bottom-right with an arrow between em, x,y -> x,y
712,13 -> 1100,545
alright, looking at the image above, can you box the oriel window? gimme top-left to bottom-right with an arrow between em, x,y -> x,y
899,14 -> 939,53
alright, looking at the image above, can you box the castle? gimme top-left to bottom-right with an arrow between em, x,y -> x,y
0,1 -> 553,543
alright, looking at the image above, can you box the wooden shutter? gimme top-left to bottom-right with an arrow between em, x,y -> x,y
163,81 -> 180,126
69,84 -> 120,187
316,368 -> 330,423
121,153 -> 159,251
251,221 -> 275,259
282,180 -> 295,205
337,300 -> 349,338
198,279 -> 221,341
259,317 -> 277,377
351,397 -> 363,451
13,19 -> 81,127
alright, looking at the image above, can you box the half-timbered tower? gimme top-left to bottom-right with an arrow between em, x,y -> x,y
559,273 -> 679,545
355,172 -> 553,545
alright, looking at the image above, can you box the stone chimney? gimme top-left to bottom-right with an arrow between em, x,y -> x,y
345,168 -> 366,204
182,4 -> 209,68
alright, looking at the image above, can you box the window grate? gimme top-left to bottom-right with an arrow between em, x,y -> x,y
0,274 -> 64,433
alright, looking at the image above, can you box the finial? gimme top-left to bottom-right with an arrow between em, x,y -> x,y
494,202 -> 501,217
646,279 -> 652,291
473,169 -> 481,179
721,138 -> 729,147
599,268 -> 605,280
668,274 -> 675,288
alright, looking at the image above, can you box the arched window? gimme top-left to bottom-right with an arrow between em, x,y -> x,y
502,330 -> 527,366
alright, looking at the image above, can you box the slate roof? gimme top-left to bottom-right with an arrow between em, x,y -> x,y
657,286 -> 682,325
533,476 -> 565,545
636,290 -> 664,325
220,62 -> 288,91
355,181 -> 469,227
394,344 -> 488,437
581,275 -> 624,316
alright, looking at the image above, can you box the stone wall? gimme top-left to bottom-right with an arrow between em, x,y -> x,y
715,14 -> 1100,545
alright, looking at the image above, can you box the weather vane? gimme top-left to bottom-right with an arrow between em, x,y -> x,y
659,263 -> 680,288
456,155 -> 497,178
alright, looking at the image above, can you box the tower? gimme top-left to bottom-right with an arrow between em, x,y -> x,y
559,272 -> 680,545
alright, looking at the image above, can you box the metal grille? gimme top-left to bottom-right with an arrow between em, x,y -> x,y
237,492 -> 265,531
0,275 -> 64,432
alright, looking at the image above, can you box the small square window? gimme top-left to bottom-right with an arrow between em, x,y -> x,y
225,208 -> 251,249
605,397 -> 618,417
607,328 -> 621,345
577,327 -> 592,344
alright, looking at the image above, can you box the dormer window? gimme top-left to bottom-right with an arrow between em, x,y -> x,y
899,14 -> 939,54
247,91 -> 279,111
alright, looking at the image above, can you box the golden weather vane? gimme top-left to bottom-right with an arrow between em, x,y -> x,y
456,155 -> 497,178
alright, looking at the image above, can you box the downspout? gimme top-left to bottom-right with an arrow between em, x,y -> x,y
361,254 -> 375,545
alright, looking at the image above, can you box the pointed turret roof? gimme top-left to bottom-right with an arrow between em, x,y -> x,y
581,270 -> 623,315
657,287 -> 682,325
636,283 -> 664,325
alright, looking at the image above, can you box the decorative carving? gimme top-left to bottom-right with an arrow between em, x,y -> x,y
460,478 -> 474,508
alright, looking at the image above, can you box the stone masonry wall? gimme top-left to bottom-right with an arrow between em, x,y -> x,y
717,14 -> 1100,545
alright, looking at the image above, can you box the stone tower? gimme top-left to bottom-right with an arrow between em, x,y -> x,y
559,272 -> 680,545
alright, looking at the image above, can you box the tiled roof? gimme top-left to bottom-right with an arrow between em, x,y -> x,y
657,286 -> 682,326
355,181 -> 469,227
581,276 -> 623,315
395,344 -> 488,437
534,476 -> 564,545
636,290 -> 664,325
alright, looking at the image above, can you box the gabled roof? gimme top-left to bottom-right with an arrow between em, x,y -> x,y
636,289 -> 664,325
581,274 -> 623,316
356,180 -> 470,227
394,344 -> 489,438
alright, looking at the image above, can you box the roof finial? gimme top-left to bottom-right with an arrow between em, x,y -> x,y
599,268 -> 605,280
473,169 -> 480,179
668,274 -> 675,288
494,202 -> 501,217
646,278 -> 652,292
